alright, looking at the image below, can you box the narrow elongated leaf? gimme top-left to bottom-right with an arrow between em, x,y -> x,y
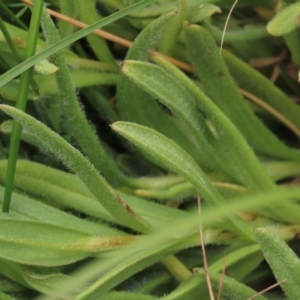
162,244 -> 261,300
0,159 -> 187,229
99,291 -> 156,300
0,185 -> 123,236
267,2 -> 300,36
210,244 -> 260,272
23,271 -> 73,295
0,275 -> 25,293
112,121 -> 254,240
116,10 -> 205,168
0,217 -> 136,266
37,187 -> 300,300
184,23 -> 298,161
121,58 -> 300,223
121,60 -> 216,170
73,238 -> 184,299
255,227 -> 300,299
161,276 -> 205,300
35,70 -> 118,96
0,0 -> 157,87
0,259 -> 81,296
0,291 -> 16,300
40,5 -> 126,185
0,104 -> 151,233
77,0 -> 115,64
0,259 -> 30,289
187,3 -> 221,23
194,268 -> 268,300
125,58 -> 271,190
223,49 -> 300,132
284,29 -> 300,67
157,0 -> 187,56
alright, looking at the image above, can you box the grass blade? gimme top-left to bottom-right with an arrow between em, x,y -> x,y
3,0 -> 44,212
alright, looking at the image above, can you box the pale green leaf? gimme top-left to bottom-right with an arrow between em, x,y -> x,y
255,227 -> 300,299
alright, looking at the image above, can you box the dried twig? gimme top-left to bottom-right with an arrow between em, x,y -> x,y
217,257 -> 226,300
247,279 -> 287,300
220,0 -> 238,54
198,194 -> 215,300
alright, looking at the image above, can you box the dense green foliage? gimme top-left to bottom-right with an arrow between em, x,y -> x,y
0,0 -> 300,299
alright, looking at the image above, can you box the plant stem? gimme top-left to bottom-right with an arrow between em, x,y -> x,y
3,0 -> 44,212
162,255 -> 192,282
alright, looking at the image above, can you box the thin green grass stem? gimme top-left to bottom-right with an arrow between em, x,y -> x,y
2,0 -> 44,213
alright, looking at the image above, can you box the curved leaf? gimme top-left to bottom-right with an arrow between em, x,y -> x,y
112,121 -> 254,240
184,23 -> 298,161
0,104 -> 151,233
255,227 -> 300,299
0,218 -> 135,266
116,10 -> 204,168
194,268 -> 268,300
267,3 -> 300,36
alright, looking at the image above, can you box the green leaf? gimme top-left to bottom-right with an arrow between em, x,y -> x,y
0,291 -> 16,300
0,217 -> 135,266
0,81 -> 35,101
140,55 -> 273,190
116,10 -> 204,168
267,2 -> 300,36
210,244 -> 261,272
162,243 -> 261,300
0,184 -> 123,236
112,121 -> 254,240
187,3 -> 221,23
22,270 -> 73,295
184,23 -> 298,161
194,268 -> 268,300
99,291 -> 156,300
0,275 -> 25,293
122,57 -> 300,224
0,104 -> 151,233
40,5 -> 125,185
35,70 -> 118,96
34,59 -> 58,75
0,259 -> 80,296
284,29 -> 300,67
121,59 -> 216,171
0,0 -> 157,87
223,49 -> 300,135
35,187 -> 300,299
73,239 -> 184,299
255,227 -> 300,299
157,0 -> 187,56
0,159 -> 187,229
77,0 -> 116,64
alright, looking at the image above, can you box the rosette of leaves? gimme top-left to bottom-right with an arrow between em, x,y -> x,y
0,0 -> 300,299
